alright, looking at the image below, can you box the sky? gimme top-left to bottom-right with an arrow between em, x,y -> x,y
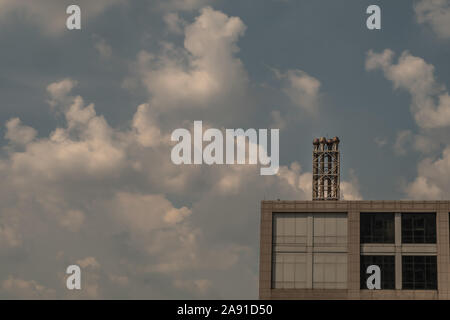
0,0 -> 449,299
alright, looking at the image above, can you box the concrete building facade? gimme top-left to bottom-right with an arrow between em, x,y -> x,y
259,200 -> 450,299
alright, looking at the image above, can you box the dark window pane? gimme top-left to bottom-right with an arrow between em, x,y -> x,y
415,218 -> 424,229
360,213 -> 395,244
401,213 -> 436,244
402,256 -> 437,290
360,255 -> 395,289
403,218 -> 412,229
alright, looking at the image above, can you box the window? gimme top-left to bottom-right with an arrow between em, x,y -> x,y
272,252 -> 307,289
360,213 -> 394,243
272,213 -> 309,289
402,213 -> 436,243
313,213 -> 347,246
402,256 -> 437,290
360,255 -> 395,289
271,213 -> 347,289
273,213 -> 308,246
313,253 -> 347,289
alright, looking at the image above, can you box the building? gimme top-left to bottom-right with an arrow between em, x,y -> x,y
259,137 -> 450,299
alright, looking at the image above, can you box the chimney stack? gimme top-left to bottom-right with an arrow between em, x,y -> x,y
312,136 -> 340,200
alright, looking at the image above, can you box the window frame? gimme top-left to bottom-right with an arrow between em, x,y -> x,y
401,213 -> 436,244
360,255 -> 396,290
360,212 -> 395,244
402,255 -> 437,290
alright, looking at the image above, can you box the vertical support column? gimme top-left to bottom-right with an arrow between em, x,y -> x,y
336,150 -> 340,199
327,153 -> 332,199
437,210 -> 449,299
259,203 -> 273,299
306,213 -> 314,289
347,210 -> 360,299
331,152 -> 335,199
395,213 -> 402,290
319,154 -> 324,199
312,138 -> 319,200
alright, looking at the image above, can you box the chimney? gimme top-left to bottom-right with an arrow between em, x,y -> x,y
312,136 -> 340,200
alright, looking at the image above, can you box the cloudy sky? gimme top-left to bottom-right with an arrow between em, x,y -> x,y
0,0 -> 449,299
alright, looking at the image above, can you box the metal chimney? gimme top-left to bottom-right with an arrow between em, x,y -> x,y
312,136 -> 340,200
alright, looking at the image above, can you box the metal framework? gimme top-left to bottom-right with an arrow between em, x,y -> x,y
312,136 -> 340,200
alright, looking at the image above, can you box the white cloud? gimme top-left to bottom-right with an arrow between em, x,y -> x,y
270,110 -> 287,129
0,223 -> 21,248
415,0 -> 450,39
164,12 -> 185,34
340,169 -> 363,200
112,192 -> 191,233
393,129 -> 441,155
5,118 -> 37,146
405,147 -> 450,199
366,49 -> 450,129
131,7 -> 248,110
277,162 -> 312,196
406,176 -> 442,200
59,209 -> 85,232
94,37 -> 112,59
76,257 -> 101,269
277,69 -> 321,112
9,110 -> 125,180
47,78 -> 77,108
413,133 -> 439,154
132,104 -> 163,147
393,130 -> 413,156
389,45 -> 450,199
365,48 -> 394,71
0,77 -> 258,298
1,277 -> 55,299
276,162 -> 362,200
0,85 -> 363,297
7,79 -> 127,182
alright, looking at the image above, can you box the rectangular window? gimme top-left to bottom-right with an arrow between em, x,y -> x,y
360,255 -> 395,289
272,213 -> 309,289
271,213 -> 347,289
313,213 -> 347,246
402,256 -> 437,290
313,253 -> 347,289
273,213 -> 308,246
360,213 -> 395,243
272,252 -> 307,289
401,213 -> 436,243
